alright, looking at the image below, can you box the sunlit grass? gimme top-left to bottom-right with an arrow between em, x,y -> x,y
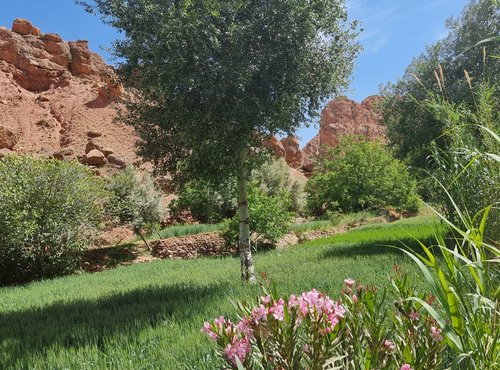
0,215 -> 443,369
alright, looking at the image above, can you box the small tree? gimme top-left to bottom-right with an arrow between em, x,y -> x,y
80,0 -> 360,282
107,166 -> 164,248
306,137 -> 420,216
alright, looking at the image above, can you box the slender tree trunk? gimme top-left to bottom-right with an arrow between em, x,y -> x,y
138,230 -> 152,251
237,173 -> 256,283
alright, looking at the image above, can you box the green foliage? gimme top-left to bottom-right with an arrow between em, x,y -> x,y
0,216 -> 438,369
171,158 -> 306,223
306,137 -> 420,216
221,184 -> 293,249
0,156 -> 105,285
252,158 -> 306,214
107,166 -> 164,237
425,83 -> 499,241
169,179 -> 237,223
398,203 -> 499,369
382,0 -> 500,169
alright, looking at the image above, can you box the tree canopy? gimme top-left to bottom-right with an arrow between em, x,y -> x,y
80,0 -> 359,182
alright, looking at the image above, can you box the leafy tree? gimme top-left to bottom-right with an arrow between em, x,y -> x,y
80,0 -> 360,281
306,137 -> 420,216
107,166 -> 165,248
382,0 -> 499,170
0,156 -> 105,285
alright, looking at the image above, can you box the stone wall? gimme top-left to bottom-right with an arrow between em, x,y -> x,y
152,232 -> 236,259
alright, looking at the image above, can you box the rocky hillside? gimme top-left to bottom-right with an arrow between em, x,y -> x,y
0,19 -> 385,174
269,96 -> 386,175
0,19 -> 137,168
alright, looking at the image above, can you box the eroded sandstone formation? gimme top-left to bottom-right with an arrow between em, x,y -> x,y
266,96 -> 386,174
0,19 -> 137,168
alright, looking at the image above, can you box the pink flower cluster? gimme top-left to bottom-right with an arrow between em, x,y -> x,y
201,315 -> 252,366
400,364 -> 413,370
202,289 -> 346,367
288,289 -> 346,333
223,337 -> 251,367
248,290 -> 345,333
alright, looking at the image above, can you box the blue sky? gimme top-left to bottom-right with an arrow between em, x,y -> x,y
1,0 -> 469,146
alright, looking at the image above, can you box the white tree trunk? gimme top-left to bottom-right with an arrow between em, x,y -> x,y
237,174 -> 256,283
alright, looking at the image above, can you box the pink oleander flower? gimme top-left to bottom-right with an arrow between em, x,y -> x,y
288,294 -> 299,308
400,364 -> 413,370
237,317 -> 253,338
224,320 -> 233,336
261,295 -> 271,304
430,326 -> 443,342
409,310 -> 420,322
223,337 -> 251,367
328,314 -> 340,331
352,294 -> 358,303
201,322 -> 212,334
333,303 -> 346,318
344,278 -> 355,287
214,316 -> 225,330
201,322 -> 219,341
383,339 -> 395,352
251,304 -> 267,324
208,331 -> 219,341
269,298 -> 285,321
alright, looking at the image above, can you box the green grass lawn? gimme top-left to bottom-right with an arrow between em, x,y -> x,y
0,215 -> 444,369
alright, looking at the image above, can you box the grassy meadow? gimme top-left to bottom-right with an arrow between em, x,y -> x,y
0,215 -> 445,369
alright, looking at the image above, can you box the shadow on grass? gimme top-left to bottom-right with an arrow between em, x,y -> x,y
82,243 -> 142,272
321,236 -> 437,259
0,282 -> 226,367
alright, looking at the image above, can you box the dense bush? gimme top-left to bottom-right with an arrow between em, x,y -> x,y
221,184 -> 293,249
107,166 -> 164,244
169,179 -> 237,223
170,158 -> 305,223
306,137 -> 420,217
0,156 -> 105,285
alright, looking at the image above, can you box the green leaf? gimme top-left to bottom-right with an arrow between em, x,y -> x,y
403,345 -> 412,363
235,356 -> 245,370
437,268 -> 465,335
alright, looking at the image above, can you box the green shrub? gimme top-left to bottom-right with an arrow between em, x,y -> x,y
221,184 -> 293,249
107,166 -> 164,243
171,158 -> 305,223
0,156 -> 105,285
252,158 -> 306,214
306,137 -> 420,217
169,179 -> 237,223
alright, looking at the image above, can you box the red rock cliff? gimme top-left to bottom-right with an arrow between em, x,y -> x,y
0,19 -> 136,167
